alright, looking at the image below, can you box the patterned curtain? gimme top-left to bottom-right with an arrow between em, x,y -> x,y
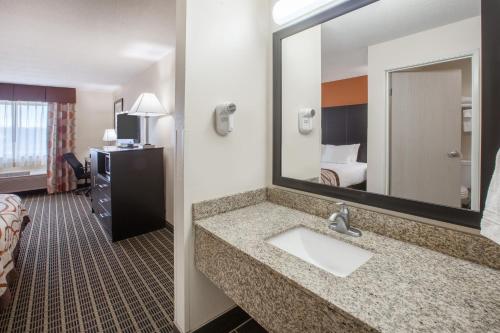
47,103 -> 76,194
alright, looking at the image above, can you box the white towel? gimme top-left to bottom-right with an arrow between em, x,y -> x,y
463,119 -> 472,132
481,149 -> 500,244
462,96 -> 472,104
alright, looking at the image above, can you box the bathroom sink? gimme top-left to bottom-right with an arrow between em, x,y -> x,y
266,226 -> 373,277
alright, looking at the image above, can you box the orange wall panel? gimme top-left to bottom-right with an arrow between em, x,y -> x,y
322,75 -> 368,108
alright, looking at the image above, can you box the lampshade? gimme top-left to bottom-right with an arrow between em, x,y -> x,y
102,128 -> 117,141
128,93 -> 167,117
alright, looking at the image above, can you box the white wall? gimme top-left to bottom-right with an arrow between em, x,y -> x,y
322,47 -> 368,83
282,26 -> 322,181
174,0 -> 270,331
367,16 -> 481,194
113,52 -> 176,224
75,90 -> 114,161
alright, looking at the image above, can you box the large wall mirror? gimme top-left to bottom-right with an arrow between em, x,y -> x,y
273,0 -> 500,228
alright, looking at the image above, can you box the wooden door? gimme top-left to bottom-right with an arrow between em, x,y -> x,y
390,70 -> 462,208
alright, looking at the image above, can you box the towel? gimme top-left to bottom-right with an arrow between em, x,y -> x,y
462,96 -> 472,104
462,108 -> 472,118
481,149 -> 500,244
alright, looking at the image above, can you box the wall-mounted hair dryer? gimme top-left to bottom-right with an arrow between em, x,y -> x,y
215,102 -> 237,136
298,108 -> 315,134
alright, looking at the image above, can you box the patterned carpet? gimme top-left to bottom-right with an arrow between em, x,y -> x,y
0,192 -> 174,332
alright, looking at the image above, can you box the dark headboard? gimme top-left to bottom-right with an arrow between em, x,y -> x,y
321,104 -> 368,163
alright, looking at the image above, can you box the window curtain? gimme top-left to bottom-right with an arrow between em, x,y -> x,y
0,101 -> 48,170
47,102 -> 76,194
0,101 -> 14,169
15,102 -> 48,168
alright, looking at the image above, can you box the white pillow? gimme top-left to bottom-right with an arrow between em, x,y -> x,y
350,144 -> 361,162
321,145 -> 353,164
321,144 -> 361,164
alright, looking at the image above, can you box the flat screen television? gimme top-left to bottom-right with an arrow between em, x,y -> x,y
116,112 -> 140,143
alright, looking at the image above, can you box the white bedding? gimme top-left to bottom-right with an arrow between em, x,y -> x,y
320,162 -> 367,187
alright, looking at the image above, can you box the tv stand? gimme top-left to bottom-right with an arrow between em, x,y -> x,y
90,147 -> 165,242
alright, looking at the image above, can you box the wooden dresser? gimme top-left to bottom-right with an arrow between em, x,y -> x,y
90,147 -> 165,242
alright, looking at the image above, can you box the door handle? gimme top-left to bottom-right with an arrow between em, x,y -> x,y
447,150 -> 462,158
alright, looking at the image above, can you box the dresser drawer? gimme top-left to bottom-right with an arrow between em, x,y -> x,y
96,196 -> 111,213
93,187 -> 110,209
95,178 -> 110,189
95,205 -> 112,234
94,181 -> 110,197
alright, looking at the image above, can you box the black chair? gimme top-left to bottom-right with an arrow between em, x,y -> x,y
63,153 -> 91,196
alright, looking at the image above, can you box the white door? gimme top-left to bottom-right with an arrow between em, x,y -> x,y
390,70 -> 462,208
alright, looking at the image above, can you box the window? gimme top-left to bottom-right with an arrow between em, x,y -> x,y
0,100 -> 48,171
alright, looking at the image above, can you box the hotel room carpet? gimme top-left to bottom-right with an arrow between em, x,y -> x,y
0,192 -> 175,332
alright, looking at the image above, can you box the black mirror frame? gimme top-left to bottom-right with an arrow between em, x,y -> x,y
273,0 -> 500,229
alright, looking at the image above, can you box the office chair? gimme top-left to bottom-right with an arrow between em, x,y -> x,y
63,153 -> 91,196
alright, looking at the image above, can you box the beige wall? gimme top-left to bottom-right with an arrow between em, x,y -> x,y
113,52 -> 176,225
174,0 -> 270,331
282,25 -> 322,181
367,16 -> 481,194
75,90 -> 114,161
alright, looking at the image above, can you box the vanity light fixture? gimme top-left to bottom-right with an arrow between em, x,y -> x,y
272,0 -> 349,25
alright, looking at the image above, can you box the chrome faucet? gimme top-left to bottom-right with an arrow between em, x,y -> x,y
328,203 -> 362,237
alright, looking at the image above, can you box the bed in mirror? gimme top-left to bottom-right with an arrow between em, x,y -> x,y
273,0 -> 499,228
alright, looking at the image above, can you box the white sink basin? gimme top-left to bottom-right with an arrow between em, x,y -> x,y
266,226 -> 373,277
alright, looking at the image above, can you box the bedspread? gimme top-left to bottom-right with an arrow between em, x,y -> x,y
0,194 -> 29,311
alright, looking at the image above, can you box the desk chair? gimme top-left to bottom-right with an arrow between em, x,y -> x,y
63,153 -> 91,196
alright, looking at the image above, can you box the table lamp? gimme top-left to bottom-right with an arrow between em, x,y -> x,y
102,128 -> 117,150
128,93 -> 167,147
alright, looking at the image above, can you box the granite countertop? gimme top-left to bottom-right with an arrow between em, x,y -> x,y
195,202 -> 500,333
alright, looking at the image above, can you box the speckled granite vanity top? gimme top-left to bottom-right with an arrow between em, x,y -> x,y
195,202 -> 500,333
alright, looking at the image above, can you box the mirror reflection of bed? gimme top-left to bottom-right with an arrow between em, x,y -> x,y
320,77 -> 367,191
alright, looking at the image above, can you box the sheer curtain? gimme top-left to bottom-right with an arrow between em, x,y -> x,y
0,101 -> 14,169
0,101 -> 48,171
15,102 -> 48,169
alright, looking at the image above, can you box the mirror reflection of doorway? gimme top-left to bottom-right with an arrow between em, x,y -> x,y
388,57 -> 478,209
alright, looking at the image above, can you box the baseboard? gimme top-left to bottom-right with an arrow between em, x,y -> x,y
192,306 -> 250,333
14,189 -> 48,196
165,221 -> 174,233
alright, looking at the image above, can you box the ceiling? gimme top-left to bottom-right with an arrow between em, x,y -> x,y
321,0 -> 481,82
0,0 -> 175,91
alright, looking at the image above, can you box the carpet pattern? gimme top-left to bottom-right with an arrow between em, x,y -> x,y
0,192 -> 174,332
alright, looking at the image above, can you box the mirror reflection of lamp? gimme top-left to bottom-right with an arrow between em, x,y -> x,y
128,93 -> 167,148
